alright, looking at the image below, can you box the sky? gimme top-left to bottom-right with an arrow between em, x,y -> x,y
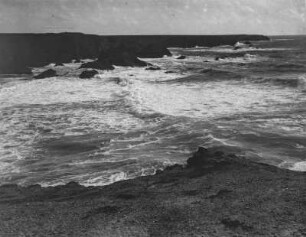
0,0 -> 305,35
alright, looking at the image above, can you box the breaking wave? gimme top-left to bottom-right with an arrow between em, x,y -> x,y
1,36 -> 306,187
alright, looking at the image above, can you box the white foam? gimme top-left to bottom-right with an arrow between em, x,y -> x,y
1,54 -> 305,185
125,77 -> 300,119
289,161 -> 306,172
75,171 -> 129,187
178,46 -> 295,53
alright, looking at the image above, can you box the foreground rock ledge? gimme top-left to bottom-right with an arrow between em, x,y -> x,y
0,148 -> 305,237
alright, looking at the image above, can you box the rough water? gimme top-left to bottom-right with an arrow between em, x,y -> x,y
0,36 -> 305,186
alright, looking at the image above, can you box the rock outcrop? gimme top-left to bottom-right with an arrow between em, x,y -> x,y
97,42 -> 150,68
0,33 -> 269,74
79,70 -> 99,79
33,69 -> 57,79
0,147 -> 304,236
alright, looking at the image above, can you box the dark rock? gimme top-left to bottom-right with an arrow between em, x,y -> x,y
145,66 -> 161,71
97,42 -> 150,68
0,146 -> 305,236
79,70 -> 99,79
34,69 -> 56,79
164,164 -> 184,171
65,181 -> 82,188
215,56 -> 229,61
176,55 -> 186,59
74,59 -> 82,63
54,62 -> 64,66
113,77 -> 128,86
79,60 -> 114,70
0,33 -> 269,74
186,147 -> 229,169
165,70 -> 175,74
137,44 -> 172,58
27,184 -> 42,192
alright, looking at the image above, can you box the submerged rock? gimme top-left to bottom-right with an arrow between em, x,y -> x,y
79,70 -> 99,79
34,69 -> 57,79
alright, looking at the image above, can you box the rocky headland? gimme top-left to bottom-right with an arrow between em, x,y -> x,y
0,33 -> 269,74
0,148 -> 304,237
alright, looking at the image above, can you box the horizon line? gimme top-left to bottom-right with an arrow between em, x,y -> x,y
0,32 -> 305,37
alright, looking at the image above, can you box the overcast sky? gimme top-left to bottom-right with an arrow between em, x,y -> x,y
0,0 -> 305,35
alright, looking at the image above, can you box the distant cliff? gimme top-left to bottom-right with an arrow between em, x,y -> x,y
0,33 -> 269,74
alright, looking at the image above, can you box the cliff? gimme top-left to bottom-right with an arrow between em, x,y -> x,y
0,33 -> 269,74
0,148 -> 304,236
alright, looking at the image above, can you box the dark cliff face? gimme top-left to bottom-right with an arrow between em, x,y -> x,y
0,33 -> 269,74
0,33 -> 102,74
97,41 -> 150,67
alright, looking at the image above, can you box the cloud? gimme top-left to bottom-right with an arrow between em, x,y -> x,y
0,0 -> 305,35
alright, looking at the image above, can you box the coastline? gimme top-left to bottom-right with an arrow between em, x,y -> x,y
0,147 -> 305,236
0,33 -> 269,74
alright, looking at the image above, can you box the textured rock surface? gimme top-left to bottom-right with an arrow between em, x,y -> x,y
0,147 -> 304,237
79,70 -> 99,79
33,69 -> 57,79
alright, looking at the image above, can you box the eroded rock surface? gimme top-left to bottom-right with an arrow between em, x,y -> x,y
0,147 -> 304,236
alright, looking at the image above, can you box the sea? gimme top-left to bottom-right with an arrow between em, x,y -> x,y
0,35 -> 305,187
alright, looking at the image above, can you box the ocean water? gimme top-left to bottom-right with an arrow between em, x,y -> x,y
0,36 -> 305,186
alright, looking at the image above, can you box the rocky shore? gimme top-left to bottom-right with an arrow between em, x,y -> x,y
0,33 -> 269,74
0,148 -> 305,237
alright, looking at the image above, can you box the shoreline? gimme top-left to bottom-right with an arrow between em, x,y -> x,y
0,33 -> 269,74
0,147 -> 305,236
